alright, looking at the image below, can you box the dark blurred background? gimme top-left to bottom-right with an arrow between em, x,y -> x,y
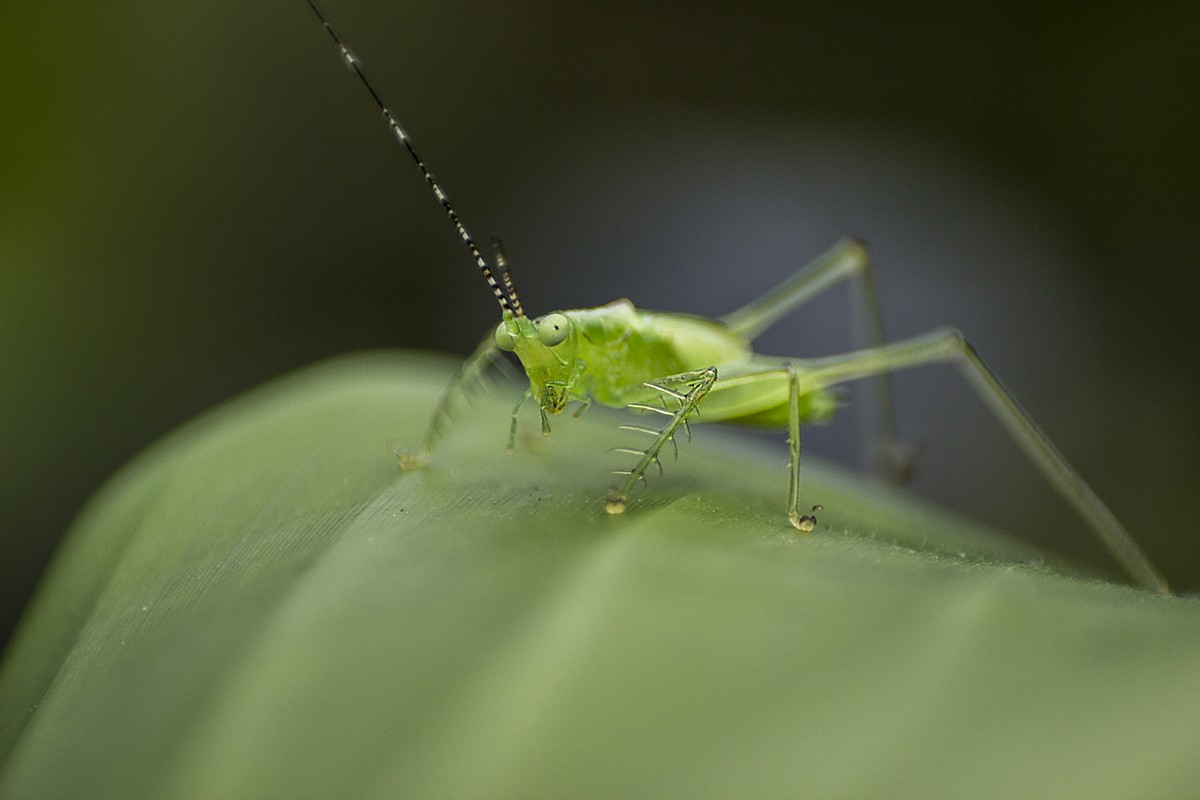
2,1 -> 1198,646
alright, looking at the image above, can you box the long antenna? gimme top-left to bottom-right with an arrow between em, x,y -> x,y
305,0 -> 525,317
490,236 -> 524,318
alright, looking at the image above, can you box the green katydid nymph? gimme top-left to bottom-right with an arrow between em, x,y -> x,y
306,1 -> 1170,594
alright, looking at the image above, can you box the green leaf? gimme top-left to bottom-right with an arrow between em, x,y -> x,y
2,351 -> 1198,799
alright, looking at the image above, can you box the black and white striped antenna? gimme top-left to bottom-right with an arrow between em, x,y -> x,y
305,0 -> 525,318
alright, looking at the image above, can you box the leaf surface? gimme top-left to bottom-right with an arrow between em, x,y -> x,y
2,352 -> 1197,799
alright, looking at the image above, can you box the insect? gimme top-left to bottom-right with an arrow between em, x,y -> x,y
306,1 -> 1169,594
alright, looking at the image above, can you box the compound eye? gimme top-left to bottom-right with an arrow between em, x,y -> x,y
537,313 -> 571,347
494,323 -> 516,352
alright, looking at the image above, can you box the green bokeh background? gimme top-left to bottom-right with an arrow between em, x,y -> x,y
2,0 -> 1198,647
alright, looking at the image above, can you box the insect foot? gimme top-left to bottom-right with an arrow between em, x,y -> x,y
394,448 -> 430,471
789,504 -> 824,533
604,490 -> 627,515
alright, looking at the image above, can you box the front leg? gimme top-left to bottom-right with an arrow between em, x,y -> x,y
604,368 -> 719,515
396,334 -> 501,469
506,389 -> 534,453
